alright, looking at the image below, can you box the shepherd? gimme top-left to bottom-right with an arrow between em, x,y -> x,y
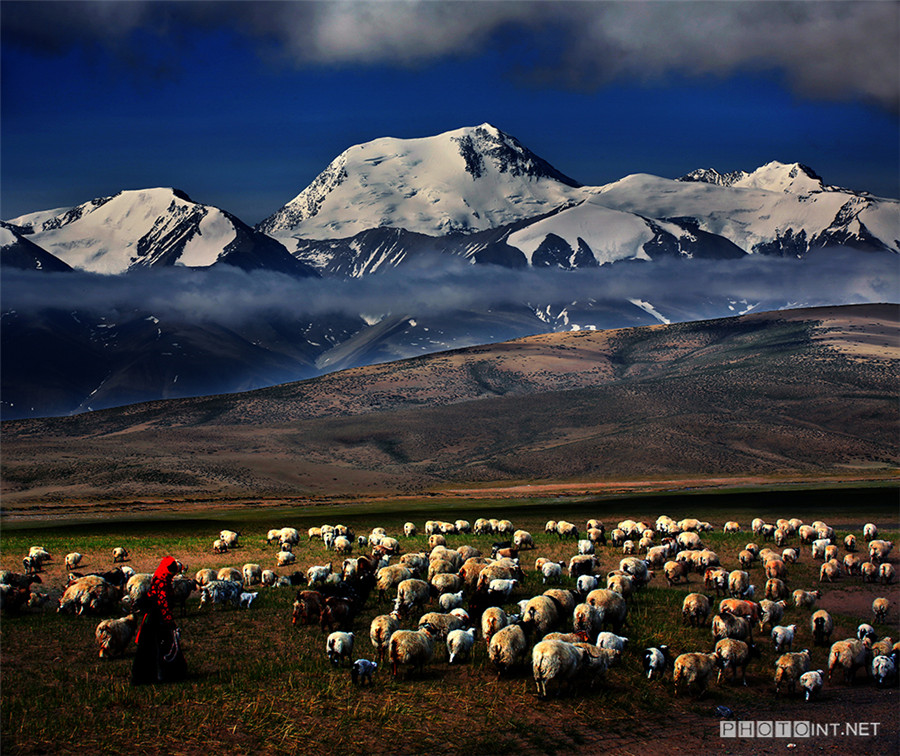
131,556 -> 188,685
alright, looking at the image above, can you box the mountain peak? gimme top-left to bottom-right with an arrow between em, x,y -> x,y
678,161 -> 825,195
258,124 -> 586,243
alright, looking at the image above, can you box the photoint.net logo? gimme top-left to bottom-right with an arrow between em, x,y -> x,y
720,721 -> 881,739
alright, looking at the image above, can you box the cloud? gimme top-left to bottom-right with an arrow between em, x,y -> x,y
3,1 -> 897,111
2,251 -> 896,329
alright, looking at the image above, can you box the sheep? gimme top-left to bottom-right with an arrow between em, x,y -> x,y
438,590 -> 464,613
619,557 -> 651,587
792,589 -> 821,610
199,580 -> 242,610
95,613 -> 139,658
521,595 -> 562,639
872,655 -> 897,688
811,539 -> 830,560
828,639 -> 868,684
556,521 -> 578,540
124,573 -> 152,608
863,523 -> 878,542
771,624 -> 798,653
576,575 -> 599,596
718,599 -> 759,624
873,597 -> 889,623
541,562 -> 564,585
400,552 -> 428,577
868,637 -> 894,659
798,525 -> 817,544
292,590 -> 326,626
715,638 -> 758,686
775,649 -> 811,695
782,548 -> 799,565
596,632 -> 628,654
584,589 -> 628,633
258,570 -> 276,587
239,592 -> 258,609
65,553 -> 84,571
823,544 -> 839,562
394,578 -> 430,618
276,551 -> 296,568
307,563 -> 333,588
711,612 -> 752,643
417,612 -> 464,646
869,539 -> 894,564
455,520 -> 471,535
758,599 -> 787,632
351,658 -> 378,686
488,623 -> 527,676
819,561 -> 841,583
843,534 -> 857,552
368,611 -> 401,663
170,577 -> 197,617
857,623 -> 877,642
326,631 -> 354,666
705,567 -> 728,596
59,575 -> 121,615
474,518 -> 492,535
664,561 -> 688,586
682,593 -> 712,627
403,522 -> 417,538
605,573 -> 635,602
765,578 -> 789,601
217,567 -> 242,583
724,521 -> 741,534
643,646 -> 670,681
195,568 -> 216,587
879,564 -> 895,584
567,554 -> 598,579
447,627 -> 477,664
811,610 -> 834,646
728,570 -> 750,598
513,530 -> 535,550
843,553 -> 862,575
861,561 -> 879,583
389,624 -> 438,678
375,565 -> 412,600
428,534 -> 447,550
242,563 -> 262,586
799,669 -> 825,701
219,530 -> 241,549
532,639 -> 586,698
481,607 -> 511,645
673,652 -> 718,696
112,547 -> 129,563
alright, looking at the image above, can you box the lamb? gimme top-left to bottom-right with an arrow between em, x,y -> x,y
242,563 -> 262,586
643,646 -> 670,680
682,593 -> 712,627
673,652 -> 718,696
95,613 -> 139,657
112,547 -> 129,563
828,639 -> 868,684
65,553 -> 84,571
715,638 -> 758,685
872,597 -> 889,623
872,655 -> 897,688
389,624 -> 438,678
447,627 -> 477,664
532,639 -> 586,698
811,610 -> 834,646
326,631 -> 354,666
351,658 -> 378,686
488,623 -> 528,676
438,590 -> 464,612
199,579 -> 242,610
239,592 -> 258,609
584,589 -> 628,633
799,669 -> 825,701
792,589 -> 821,610
771,624 -> 798,653
775,649 -> 811,695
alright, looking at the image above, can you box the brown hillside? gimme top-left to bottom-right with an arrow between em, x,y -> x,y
2,303 -> 897,515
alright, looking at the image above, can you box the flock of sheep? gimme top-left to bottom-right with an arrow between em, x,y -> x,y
1,514 -> 897,707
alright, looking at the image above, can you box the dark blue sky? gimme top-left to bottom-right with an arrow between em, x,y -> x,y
2,1 -> 898,224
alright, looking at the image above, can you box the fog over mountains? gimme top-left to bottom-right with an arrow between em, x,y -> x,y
2,124 -> 897,419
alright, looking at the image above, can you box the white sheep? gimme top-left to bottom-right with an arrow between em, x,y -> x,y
863,523 -> 878,542
643,646 -> 670,680
488,578 -> 518,601
351,658 -> 378,686
879,564 -> 895,584
771,624 -> 798,653
872,655 -> 897,688
195,568 -> 216,586
758,599 -> 787,633
276,551 -> 296,567
239,592 -> 258,609
447,628 -> 477,664
394,578 -> 431,617
369,611 -> 401,663
326,631 -> 355,666
242,563 -> 262,586
673,652 -> 718,696
532,639 -> 584,698
219,530 -> 241,549
65,552 -> 83,571
584,589 -> 628,633
595,632 -> 628,654
541,561 -> 564,585
306,563 -> 333,587
112,547 -> 129,563
576,575 -> 599,595
261,570 -> 276,587
389,624 -> 437,678
488,623 -> 527,676
217,567 -> 242,583
728,570 -> 750,598
799,669 -> 825,701
828,639 -> 868,684
95,613 -> 139,658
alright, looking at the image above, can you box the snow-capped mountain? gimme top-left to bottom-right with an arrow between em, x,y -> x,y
678,161 -> 826,195
0,222 -> 73,272
259,123 -> 587,245
6,188 -> 317,276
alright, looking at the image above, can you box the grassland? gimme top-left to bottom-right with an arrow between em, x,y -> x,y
2,487 -> 898,755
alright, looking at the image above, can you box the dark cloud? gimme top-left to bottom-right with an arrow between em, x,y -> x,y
2,252 -> 896,327
3,1 -> 897,111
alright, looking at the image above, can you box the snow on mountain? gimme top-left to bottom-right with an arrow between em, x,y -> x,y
678,161 -> 826,195
7,188 -> 315,276
259,123 -> 588,246
0,221 -> 73,272
596,173 -> 899,256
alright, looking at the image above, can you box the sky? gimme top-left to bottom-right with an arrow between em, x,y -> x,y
2,0 -> 899,225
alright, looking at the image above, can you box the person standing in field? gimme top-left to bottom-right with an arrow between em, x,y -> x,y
131,555 -> 187,685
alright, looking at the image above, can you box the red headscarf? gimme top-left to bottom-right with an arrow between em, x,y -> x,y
147,556 -> 181,626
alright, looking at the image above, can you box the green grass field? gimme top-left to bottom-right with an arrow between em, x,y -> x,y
2,486 -> 898,755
